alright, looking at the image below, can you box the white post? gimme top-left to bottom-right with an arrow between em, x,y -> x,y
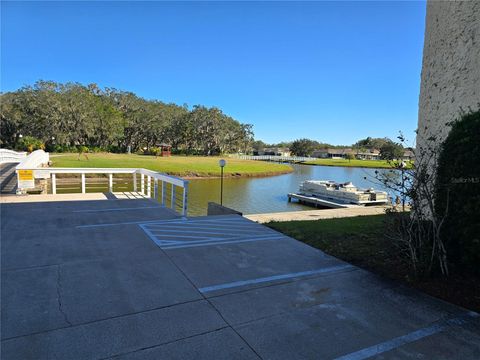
154,179 -> 158,200
182,183 -> 188,216
171,185 -> 175,210
52,173 -> 56,195
81,173 -> 86,194
147,176 -> 151,197
109,173 -> 113,192
140,173 -> 145,194
133,173 -> 137,192
161,181 -> 166,206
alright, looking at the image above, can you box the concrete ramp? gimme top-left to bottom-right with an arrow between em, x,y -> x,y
1,199 -> 479,359
0,163 -> 17,194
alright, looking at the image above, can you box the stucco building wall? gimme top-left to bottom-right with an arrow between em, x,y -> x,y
417,0 -> 479,153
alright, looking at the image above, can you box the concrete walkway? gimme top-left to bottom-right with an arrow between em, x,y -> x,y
0,191 -> 148,203
0,163 -> 18,194
245,206 -> 389,223
1,199 -> 479,359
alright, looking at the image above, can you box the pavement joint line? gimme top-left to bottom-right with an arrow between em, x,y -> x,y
3,263 -> 61,273
99,326 -> 232,360
161,236 -> 287,250
73,206 -> 161,213
333,311 -> 480,360
198,264 -> 355,293
76,215 -> 245,228
0,297 -> 204,342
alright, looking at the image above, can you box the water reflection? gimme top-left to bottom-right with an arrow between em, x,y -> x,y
188,164 -> 397,216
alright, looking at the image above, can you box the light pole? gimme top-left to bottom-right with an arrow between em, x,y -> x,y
219,159 -> 226,205
400,161 -> 406,212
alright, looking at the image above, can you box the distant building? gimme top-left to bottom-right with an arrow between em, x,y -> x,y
402,149 -> 415,161
312,148 -> 354,159
355,149 -> 381,160
254,147 -> 291,157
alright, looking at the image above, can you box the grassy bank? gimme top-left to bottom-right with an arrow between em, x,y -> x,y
51,153 -> 293,178
267,215 -> 480,312
301,158 -> 412,169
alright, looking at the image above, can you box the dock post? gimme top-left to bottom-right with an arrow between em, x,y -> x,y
81,173 -> 86,194
147,176 -> 151,197
51,173 -> 56,194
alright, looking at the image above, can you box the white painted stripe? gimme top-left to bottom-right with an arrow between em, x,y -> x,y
146,222 -> 260,230
163,235 -> 285,249
78,216 -> 250,228
146,227 -> 272,235
73,206 -> 160,213
199,264 -> 355,293
334,312 -> 479,360
77,219 -> 176,228
148,233 -> 224,239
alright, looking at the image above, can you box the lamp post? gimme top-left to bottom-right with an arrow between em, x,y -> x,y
219,159 -> 226,205
400,161 -> 406,212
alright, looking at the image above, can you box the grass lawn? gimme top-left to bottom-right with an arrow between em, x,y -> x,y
267,215 -> 480,312
51,153 -> 293,178
301,158 -> 412,169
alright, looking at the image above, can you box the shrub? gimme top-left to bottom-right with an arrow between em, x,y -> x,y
435,109 -> 480,274
17,136 -> 45,153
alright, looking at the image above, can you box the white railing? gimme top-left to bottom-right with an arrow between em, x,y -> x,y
16,149 -> 50,169
17,166 -> 189,216
235,155 -> 315,162
0,149 -> 27,164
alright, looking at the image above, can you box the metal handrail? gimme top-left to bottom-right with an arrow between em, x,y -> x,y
17,166 -> 189,216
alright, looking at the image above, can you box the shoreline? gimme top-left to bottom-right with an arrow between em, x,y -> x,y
181,168 -> 293,180
299,161 -> 411,170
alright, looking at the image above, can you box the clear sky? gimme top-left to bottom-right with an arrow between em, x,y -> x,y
1,1 -> 426,145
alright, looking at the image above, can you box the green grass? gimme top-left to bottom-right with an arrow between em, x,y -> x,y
301,158 -> 412,169
51,153 -> 293,178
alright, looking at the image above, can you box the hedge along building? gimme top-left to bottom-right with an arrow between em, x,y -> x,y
417,0 -> 479,156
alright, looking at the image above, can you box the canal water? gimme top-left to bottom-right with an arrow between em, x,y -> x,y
188,164 -> 397,216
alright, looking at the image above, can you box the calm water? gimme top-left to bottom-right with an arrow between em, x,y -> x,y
188,164 -> 396,216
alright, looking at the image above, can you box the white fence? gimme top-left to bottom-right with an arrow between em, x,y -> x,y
16,149 -> 50,169
16,165 -> 189,216
235,155 -> 315,162
0,149 -> 27,164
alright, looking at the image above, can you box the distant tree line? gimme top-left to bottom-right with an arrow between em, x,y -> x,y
0,81 -> 254,155
254,136 -> 407,159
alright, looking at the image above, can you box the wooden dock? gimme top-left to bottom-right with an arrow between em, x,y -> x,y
287,193 -> 357,209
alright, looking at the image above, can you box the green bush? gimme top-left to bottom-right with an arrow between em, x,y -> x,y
17,136 -> 45,152
435,109 -> 480,273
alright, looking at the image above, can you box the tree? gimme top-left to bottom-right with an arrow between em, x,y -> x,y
435,109 -> 480,274
290,138 -> 319,157
380,142 -> 404,160
0,80 -> 252,155
345,153 -> 355,162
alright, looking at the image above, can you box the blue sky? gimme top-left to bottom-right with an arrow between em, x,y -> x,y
1,1 -> 426,145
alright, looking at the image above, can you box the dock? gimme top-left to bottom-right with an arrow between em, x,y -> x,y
288,192 -> 356,208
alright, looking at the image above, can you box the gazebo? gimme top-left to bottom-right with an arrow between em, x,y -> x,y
158,143 -> 172,157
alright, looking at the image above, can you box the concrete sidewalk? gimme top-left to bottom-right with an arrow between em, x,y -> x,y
1,199 -> 479,359
245,206 -> 389,223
